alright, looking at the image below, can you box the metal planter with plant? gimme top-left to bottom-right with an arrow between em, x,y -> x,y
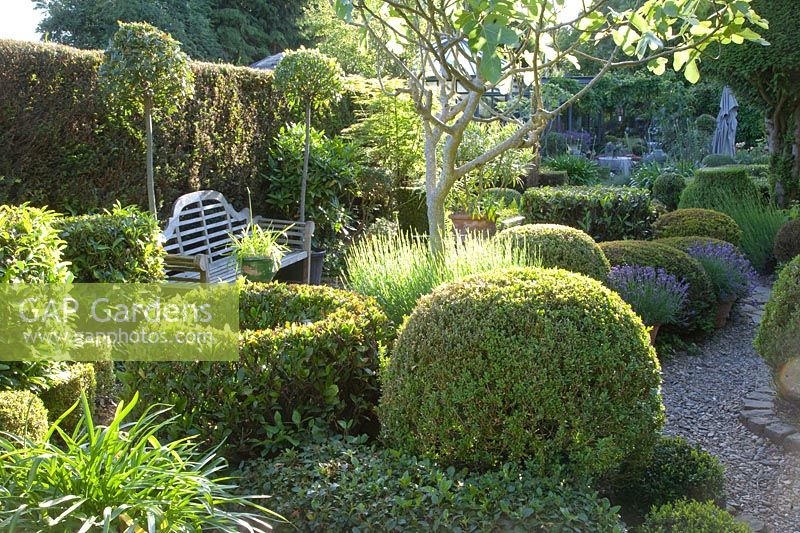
229,224 -> 289,283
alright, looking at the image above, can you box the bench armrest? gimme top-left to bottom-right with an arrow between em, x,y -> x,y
164,254 -> 210,283
497,215 -> 526,231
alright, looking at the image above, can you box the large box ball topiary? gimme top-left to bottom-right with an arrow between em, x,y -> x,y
380,267 -> 663,479
773,218 -> 800,264
39,363 -> 96,433
497,224 -> 610,280
599,240 -> 715,331
640,500 -> 751,533
653,208 -> 742,246
121,282 -> 391,460
0,389 -> 49,442
755,255 -> 800,401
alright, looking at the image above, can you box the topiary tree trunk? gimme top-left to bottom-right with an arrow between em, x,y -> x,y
144,94 -> 156,215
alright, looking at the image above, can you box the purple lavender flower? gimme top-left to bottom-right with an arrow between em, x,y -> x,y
607,265 -> 690,326
685,241 -> 757,302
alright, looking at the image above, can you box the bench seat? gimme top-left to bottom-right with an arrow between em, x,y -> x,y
161,190 -> 314,283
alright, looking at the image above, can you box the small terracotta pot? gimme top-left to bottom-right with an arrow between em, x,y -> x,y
648,324 -> 660,346
715,299 -> 736,329
449,213 -> 497,237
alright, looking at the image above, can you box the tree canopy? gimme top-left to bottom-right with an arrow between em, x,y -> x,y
333,0 -> 767,254
34,0 -> 309,64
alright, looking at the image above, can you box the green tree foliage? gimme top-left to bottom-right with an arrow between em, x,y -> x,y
334,0 -> 767,254
705,0 -> 800,201
34,0 -> 308,64
273,48 -> 344,222
99,22 -> 194,214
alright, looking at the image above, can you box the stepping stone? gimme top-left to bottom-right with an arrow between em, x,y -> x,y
746,391 -> 775,402
744,416 -> 772,436
739,409 -> 774,422
742,399 -> 773,410
784,433 -> 800,453
736,513 -> 767,532
764,422 -> 796,443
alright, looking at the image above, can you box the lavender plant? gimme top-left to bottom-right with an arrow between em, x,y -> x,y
607,265 -> 690,326
686,241 -> 758,302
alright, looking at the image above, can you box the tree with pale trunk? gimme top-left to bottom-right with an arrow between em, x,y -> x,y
334,0 -> 767,255
99,22 -> 194,216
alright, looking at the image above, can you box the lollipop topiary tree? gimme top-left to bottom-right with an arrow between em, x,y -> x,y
273,48 -> 344,222
99,22 -> 194,215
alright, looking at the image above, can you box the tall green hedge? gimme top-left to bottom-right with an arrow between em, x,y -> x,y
0,39 -> 367,216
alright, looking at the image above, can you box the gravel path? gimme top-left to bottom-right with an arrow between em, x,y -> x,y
661,283 -> 800,532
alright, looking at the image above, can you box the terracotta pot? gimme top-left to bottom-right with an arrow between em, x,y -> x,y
648,324 -> 660,346
449,213 -> 497,237
714,299 -> 736,329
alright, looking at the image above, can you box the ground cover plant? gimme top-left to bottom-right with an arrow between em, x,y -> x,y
238,437 -> 625,532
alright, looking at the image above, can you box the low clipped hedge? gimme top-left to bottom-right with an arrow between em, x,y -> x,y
701,154 -> 736,168
774,218 -> 800,264
497,223 -> 610,280
522,185 -> 656,241
598,241 -> 715,331
238,438 -> 626,532
641,500 -> 751,533
535,169 -> 568,186
614,436 -> 726,513
755,255 -> 800,400
653,208 -> 742,246
0,204 -> 71,283
380,267 -> 662,479
39,363 -> 96,433
121,282 -> 391,460
652,173 -> 686,211
481,187 -> 522,206
57,204 -> 165,282
0,390 -> 49,442
679,167 -> 759,209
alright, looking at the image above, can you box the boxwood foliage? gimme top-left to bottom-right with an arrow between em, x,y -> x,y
679,166 -> 759,210
599,241 -> 715,332
39,363 -> 96,433
497,223 -> 610,280
755,255 -> 800,395
238,438 -> 626,532
656,236 -> 731,253
640,500 -> 751,533
0,390 -> 49,442
381,267 -> 663,480
653,208 -> 742,246
0,39 -> 369,215
652,173 -> 686,211
120,282 -> 391,460
522,185 -> 656,241
613,436 -> 726,513
773,218 -> 800,264
57,204 -> 165,282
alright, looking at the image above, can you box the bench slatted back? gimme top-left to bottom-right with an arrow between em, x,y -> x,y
162,191 -> 249,263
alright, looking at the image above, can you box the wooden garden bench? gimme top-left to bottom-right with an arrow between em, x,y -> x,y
161,190 -> 314,283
